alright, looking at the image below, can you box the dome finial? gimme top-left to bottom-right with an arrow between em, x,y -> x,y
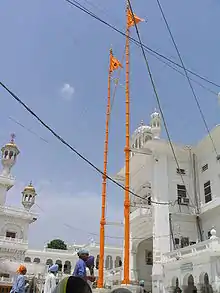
140,120 -> 144,126
10,133 -> 16,144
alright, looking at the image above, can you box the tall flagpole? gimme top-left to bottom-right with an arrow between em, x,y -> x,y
122,5 -> 130,285
97,48 -> 112,289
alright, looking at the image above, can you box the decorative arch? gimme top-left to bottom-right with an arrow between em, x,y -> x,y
24,257 -> 31,263
183,274 -> 197,293
200,273 -> 213,293
33,258 -> 40,264
64,261 -> 71,274
115,256 -> 122,268
105,255 -> 113,269
136,237 -> 153,285
55,260 -> 62,271
171,277 -> 182,293
46,259 -> 53,266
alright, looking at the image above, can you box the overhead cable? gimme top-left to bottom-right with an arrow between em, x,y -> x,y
127,0 -> 195,209
64,0 -> 220,89
155,0 -> 218,157
0,81 -> 171,205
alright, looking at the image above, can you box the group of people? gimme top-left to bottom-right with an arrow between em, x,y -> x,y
10,251 -> 147,293
10,249 -> 95,293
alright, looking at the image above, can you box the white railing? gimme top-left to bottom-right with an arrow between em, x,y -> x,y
130,206 -> 152,221
163,237 -> 220,263
0,236 -> 28,244
0,276 -> 13,284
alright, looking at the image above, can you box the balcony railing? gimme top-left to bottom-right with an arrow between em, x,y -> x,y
163,236 -> 220,263
130,206 -> 152,221
0,236 -> 28,244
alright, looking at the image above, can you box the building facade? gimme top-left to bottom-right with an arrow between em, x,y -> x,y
0,135 -> 122,287
115,110 -> 220,293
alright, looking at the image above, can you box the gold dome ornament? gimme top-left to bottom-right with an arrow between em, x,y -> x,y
4,134 -> 20,152
23,182 -> 36,193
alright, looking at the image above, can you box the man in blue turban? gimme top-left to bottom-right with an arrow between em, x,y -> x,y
44,264 -> 58,293
73,249 -> 94,283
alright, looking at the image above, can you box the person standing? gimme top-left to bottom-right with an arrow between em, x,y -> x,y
73,249 -> 95,284
10,265 -> 28,293
43,264 -> 58,293
136,280 -> 146,293
85,256 -> 95,289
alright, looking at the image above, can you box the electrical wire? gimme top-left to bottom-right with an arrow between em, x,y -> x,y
127,0 -> 195,209
8,116 -> 49,144
155,0 -> 219,157
0,81 -> 170,206
64,0 -> 220,90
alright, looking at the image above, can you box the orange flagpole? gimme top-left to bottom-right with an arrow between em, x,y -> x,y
122,5 -> 130,285
97,48 -> 112,288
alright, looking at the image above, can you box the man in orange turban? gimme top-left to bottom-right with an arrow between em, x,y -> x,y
17,265 -> 27,274
10,265 -> 27,293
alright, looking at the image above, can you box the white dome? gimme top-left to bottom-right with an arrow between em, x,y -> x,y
134,122 -> 152,135
151,110 -> 160,119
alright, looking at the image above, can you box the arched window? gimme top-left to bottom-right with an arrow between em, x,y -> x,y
55,260 -> 62,271
33,258 -> 40,264
24,257 -> 31,263
46,259 -> 53,266
105,255 -> 113,269
115,256 -> 122,268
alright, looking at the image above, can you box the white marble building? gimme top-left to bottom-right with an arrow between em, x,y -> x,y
115,110 -> 220,293
0,135 -> 122,286
1,110 -> 220,293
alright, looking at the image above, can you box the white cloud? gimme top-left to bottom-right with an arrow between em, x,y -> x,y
60,83 -> 75,101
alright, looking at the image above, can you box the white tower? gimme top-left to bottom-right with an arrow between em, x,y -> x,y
0,134 -> 20,205
150,109 -> 161,139
22,182 -> 36,211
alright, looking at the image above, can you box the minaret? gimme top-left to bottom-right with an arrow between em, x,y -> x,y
0,134 -> 20,205
150,109 -> 161,139
22,182 -> 37,211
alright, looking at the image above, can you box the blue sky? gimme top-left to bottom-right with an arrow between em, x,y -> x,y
0,0 -> 220,248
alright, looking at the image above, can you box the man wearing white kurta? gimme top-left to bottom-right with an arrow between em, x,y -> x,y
44,264 -> 58,293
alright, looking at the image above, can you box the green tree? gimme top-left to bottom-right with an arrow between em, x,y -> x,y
47,239 -> 67,250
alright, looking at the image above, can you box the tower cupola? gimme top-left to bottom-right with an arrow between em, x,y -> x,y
22,182 -> 36,211
150,109 -> 161,139
1,134 -> 19,177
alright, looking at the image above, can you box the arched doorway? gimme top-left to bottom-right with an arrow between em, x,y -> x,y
136,237 -> 153,291
183,275 -> 197,293
200,273 -> 213,293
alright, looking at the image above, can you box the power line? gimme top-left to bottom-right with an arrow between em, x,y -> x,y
155,0 -> 219,157
64,0 -> 220,90
0,81 -> 171,206
127,0 -> 195,209
8,116 -> 49,144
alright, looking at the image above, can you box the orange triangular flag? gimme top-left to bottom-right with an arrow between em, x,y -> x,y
127,9 -> 144,28
110,55 -> 123,72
